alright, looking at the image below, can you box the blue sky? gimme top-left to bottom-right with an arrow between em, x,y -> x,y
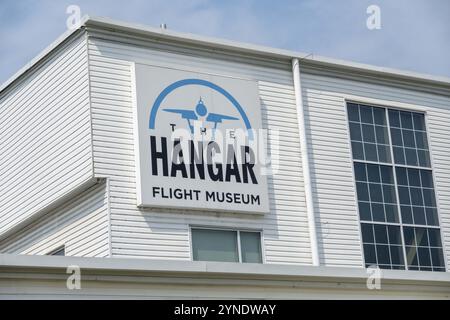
1,0 -> 449,84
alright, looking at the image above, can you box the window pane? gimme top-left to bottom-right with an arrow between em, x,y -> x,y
417,150 -> 431,167
361,224 -> 375,243
428,228 -> 442,247
407,169 -> 421,187
373,107 -> 386,125
192,229 -> 238,262
240,232 -> 262,263
347,103 -> 360,122
401,205 -> 413,224
393,147 -> 405,164
388,110 -> 400,127
356,182 -> 370,201
387,225 -> 402,245
352,141 -> 364,160
412,113 -> 426,131
377,144 -> 391,163
415,131 -> 428,149
359,202 -> 372,221
354,162 -> 367,181
367,164 -> 381,182
412,206 -> 426,225
374,224 -> 388,244
402,130 -> 415,148
362,124 -> 376,142
369,183 -> 383,202
376,245 -> 391,265
390,128 -> 403,146
405,148 -> 418,166
420,170 -> 433,188
349,122 -> 362,141
364,244 -> 377,265
360,105 -> 374,124
380,166 -> 394,184
364,143 -> 378,161
375,126 -> 389,144
400,111 -> 413,129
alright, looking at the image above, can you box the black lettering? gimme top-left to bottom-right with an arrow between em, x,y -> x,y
150,136 -> 168,176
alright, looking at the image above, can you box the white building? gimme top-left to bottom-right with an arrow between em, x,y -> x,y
0,16 -> 449,299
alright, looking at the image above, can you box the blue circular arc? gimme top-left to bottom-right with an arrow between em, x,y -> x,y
149,79 -> 253,138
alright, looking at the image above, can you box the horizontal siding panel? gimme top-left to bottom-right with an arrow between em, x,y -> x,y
0,183 -> 109,258
0,33 -> 93,237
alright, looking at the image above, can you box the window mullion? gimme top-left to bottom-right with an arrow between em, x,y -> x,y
386,108 -> 409,270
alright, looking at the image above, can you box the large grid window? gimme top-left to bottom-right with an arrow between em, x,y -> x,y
348,102 -> 445,272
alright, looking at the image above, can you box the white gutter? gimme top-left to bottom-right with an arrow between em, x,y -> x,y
292,58 -> 319,266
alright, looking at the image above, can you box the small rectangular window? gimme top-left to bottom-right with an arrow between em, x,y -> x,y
191,228 -> 262,263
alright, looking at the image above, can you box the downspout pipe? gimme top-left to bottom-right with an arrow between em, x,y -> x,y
292,58 -> 320,266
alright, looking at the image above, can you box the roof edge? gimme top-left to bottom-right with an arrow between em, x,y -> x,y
1,15 -> 449,98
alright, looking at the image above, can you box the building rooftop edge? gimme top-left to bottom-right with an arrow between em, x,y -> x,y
1,15 -> 450,95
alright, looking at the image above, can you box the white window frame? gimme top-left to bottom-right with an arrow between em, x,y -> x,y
344,97 -> 447,272
189,225 -> 264,263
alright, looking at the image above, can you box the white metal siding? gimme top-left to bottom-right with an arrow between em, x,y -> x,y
87,34 -> 311,265
300,69 -> 450,268
0,182 -> 109,257
0,32 -> 93,236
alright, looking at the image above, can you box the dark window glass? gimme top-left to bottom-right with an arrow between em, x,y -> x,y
428,228 -> 442,247
388,110 -> 400,127
347,103 -> 360,122
407,169 -> 421,187
374,225 -> 388,244
361,224 -> 375,243
387,225 -> 402,245
412,206 -> 426,225
375,126 -> 389,144
412,113 -> 426,131
364,244 -> 377,264
356,182 -> 369,201
359,202 -> 372,221
377,145 -> 391,163
364,143 -> 378,161
420,170 -> 433,188
360,105 -> 374,124
402,130 -> 415,148
390,128 -> 403,146
369,183 -> 383,203
380,166 -> 394,184
400,111 -> 413,129
349,122 -> 362,141
367,164 -> 380,182
393,147 -> 405,164
352,141 -> 364,160
362,124 -> 376,143
373,107 -> 386,125
415,131 -> 428,149
376,245 -> 391,265
401,205 -> 413,224
354,162 -> 367,181
405,148 -> 418,166
410,187 -> 423,206
403,227 -> 416,246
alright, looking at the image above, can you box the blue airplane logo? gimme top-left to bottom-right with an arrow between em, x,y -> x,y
163,97 -> 239,137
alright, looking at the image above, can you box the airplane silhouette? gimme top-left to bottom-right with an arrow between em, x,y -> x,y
163,98 -> 239,137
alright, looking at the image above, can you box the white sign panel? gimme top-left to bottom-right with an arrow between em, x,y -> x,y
133,64 -> 269,214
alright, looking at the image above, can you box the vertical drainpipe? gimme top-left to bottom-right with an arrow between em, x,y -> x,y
292,58 -> 320,266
